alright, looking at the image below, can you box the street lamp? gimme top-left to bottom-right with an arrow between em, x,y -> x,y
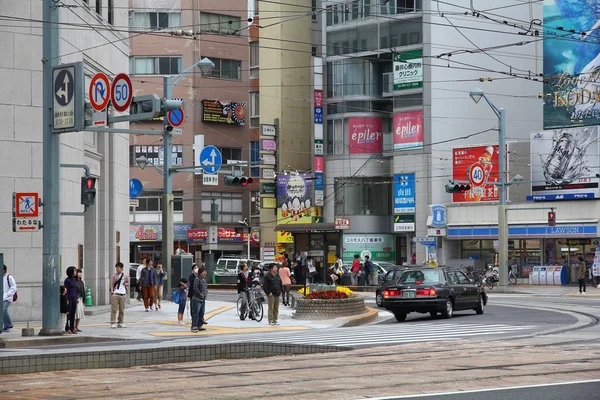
161,58 -> 214,292
238,218 -> 251,259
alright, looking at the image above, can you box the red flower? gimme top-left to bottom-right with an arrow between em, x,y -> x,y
305,290 -> 349,300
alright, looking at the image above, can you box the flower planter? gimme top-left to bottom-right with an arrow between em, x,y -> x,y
292,296 -> 366,320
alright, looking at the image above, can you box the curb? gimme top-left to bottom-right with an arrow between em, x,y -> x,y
340,306 -> 379,328
0,336 -> 126,349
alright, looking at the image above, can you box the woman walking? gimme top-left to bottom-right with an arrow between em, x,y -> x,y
63,267 -> 79,334
75,269 -> 86,332
155,262 -> 166,310
279,261 -> 292,306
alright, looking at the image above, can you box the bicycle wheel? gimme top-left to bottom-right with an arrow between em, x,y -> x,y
252,300 -> 264,322
509,273 -> 517,285
237,297 -> 247,320
486,278 -> 495,290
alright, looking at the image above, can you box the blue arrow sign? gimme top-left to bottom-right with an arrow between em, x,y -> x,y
129,178 -> 143,198
54,69 -> 74,106
200,145 -> 222,174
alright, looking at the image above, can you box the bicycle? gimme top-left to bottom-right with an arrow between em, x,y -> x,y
237,285 -> 264,322
508,269 -> 517,285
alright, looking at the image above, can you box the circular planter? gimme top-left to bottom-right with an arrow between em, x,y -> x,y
292,295 -> 366,320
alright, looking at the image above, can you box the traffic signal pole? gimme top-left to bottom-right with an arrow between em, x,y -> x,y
162,76 -> 175,284
40,0 -> 63,336
497,108 -> 508,288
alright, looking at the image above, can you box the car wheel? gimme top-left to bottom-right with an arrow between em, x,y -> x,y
394,312 -> 407,322
475,294 -> 484,315
441,299 -> 454,319
375,291 -> 383,307
429,311 -> 437,318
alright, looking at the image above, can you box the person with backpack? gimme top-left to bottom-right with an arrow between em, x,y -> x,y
364,255 -> 376,286
174,278 -> 188,325
3,265 -> 17,333
109,262 -> 129,329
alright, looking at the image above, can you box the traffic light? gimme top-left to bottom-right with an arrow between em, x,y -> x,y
81,177 -> 97,206
445,182 -> 471,193
162,98 -> 183,113
548,211 -> 556,226
224,176 -> 254,186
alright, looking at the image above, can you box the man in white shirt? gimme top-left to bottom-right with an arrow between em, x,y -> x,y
3,265 -> 17,332
136,258 -> 146,301
110,262 -> 130,329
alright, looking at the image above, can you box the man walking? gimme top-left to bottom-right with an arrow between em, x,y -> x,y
3,265 -> 17,333
364,255 -> 377,286
140,259 -> 158,311
264,264 -> 282,326
109,262 -> 129,328
191,267 -> 208,332
577,256 -> 587,294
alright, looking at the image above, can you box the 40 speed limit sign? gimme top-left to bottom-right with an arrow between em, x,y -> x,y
467,162 -> 486,187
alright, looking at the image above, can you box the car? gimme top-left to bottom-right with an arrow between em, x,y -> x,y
381,266 -> 487,322
375,265 -> 413,307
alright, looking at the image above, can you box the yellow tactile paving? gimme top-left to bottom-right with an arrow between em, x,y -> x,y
146,325 -> 311,337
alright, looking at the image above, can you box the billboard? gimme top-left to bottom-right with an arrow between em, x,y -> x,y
543,1 -> 600,129
348,117 -> 383,154
393,111 -> 423,150
276,173 -> 314,224
393,173 -> 416,214
341,234 -> 395,263
201,100 -> 246,125
529,127 -> 600,200
452,145 -> 506,203
393,49 -> 423,91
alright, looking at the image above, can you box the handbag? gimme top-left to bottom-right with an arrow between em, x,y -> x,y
7,275 -> 17,302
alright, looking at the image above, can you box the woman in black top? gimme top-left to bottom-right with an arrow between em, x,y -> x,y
75,269 -> 85,332
63,267 -> 78,334
237,263 -> 252,318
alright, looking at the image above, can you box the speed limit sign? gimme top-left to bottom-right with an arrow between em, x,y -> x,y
468,162 -> 486,187
111,73 -> 133,112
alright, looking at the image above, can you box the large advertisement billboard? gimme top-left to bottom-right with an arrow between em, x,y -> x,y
348,117 -> 383,154
543,1 -> 600,129
529,126 -> 600,200
393,49 -> 423,91
393,111 -> 423,150
276,173 -> 314,224
452,145 -> 507,203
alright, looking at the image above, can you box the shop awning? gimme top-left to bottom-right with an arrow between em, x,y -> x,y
275,223 -> 338,233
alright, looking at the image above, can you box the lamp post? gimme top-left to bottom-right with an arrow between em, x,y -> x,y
159,58 -> 214,288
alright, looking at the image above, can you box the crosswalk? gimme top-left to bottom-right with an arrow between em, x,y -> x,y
175,322 -> 537,348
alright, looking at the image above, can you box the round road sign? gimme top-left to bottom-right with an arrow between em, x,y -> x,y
167,109 -> 185,128
89,73 -> 111,111
111,73 -> 133,112
468,162 -> 486,187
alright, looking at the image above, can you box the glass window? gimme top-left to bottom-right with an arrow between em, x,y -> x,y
250,91 -> 259,127
250,42 -> 259,67
201,192 -> 243,223
334,177 -> 391,215
312,0 -> 317,20
250,141 -> 260,177
219,147 -> 243,163
129,11 -> 181,30
454,271 -> 471,285
326,5 -> 333,26
130,57 -> 181,75
204,57 -> 242,80
200,13 -> 241,35
399,269 -> 440,284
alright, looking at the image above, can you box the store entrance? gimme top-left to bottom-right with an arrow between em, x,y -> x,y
555,239 -> 594,283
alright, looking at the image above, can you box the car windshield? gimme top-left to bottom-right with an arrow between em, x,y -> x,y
399,269 -> 440,285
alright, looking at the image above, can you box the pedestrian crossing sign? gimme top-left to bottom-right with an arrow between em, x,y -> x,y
15,192 -> 39,218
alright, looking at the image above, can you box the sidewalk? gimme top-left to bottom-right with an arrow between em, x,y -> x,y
489,283 -> 600,296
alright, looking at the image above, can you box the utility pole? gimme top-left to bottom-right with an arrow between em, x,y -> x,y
162,76 -> 174,287
40,0 -> 62,336
497,108 -> 508,288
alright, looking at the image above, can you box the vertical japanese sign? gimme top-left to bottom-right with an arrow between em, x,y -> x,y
393,49 -> 423,91
393,173 -> 416,213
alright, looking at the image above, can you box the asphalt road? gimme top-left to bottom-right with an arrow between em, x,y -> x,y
373,380 -> 600,400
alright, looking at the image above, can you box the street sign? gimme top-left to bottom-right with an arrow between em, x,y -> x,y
468,162 -> 486,187
200,145 -> 222,174
203,175 -> 218,185
334,217 -> 350,230
111,73 -> 133,112
172,128 -> 183,135
52,63 -> 84,132
15,192 -> 39,218
129,198 -> 139,208
167,109 -> 184,128
89,72 -> 110,111
13,218 -> 40,232
129,178 -> 143,198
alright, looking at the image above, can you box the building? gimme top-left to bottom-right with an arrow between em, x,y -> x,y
128,0 -> 258,264
0,0 -> 130,318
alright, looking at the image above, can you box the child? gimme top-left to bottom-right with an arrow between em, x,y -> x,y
177,278 -> 188,325
60,286 -> 69,333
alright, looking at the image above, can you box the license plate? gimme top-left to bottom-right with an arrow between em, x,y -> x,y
402,291 -> 416,298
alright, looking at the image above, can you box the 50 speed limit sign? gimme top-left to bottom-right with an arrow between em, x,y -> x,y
468,162 -> 486,187
111,73 -> 133,112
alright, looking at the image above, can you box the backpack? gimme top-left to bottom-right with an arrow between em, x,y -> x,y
171,290 -> 182,304
7,274 -> 17,302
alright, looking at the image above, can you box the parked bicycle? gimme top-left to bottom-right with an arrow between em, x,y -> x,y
237,278 -> 264,322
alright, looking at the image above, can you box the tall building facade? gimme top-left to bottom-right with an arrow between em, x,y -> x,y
129,0 -> 257,263
0,0 -> 130,319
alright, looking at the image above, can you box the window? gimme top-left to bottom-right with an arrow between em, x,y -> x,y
130,145 -> 183,167
130,57 -> 181,75
334,177 -> 391,215
200,13 -> 241,35
250,141 -> 260,177
219,148 -> 243,164
129,11 -> 182,30
134,191 -> 184,212
108,0 -> 113,24
96,0 -> 101,15
250,42 -> 259,67
312,0 -> 317,21
201,192 -> 243,223
203,57 -> 242,80
249,92 -> 259,127
312,46 -> 317,57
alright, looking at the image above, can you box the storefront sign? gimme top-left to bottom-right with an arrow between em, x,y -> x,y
394,223 -> 415,232
452,144 -> 506,203
187,227 -> 259,243
262,197 -> 277,209
393,111 -> 423,150
429,204 -> 447,228
201,99 -> 246,125
261,139 -> 277,151
314,173 -> 324,190
130,224 -> 192,242
262,182 -> 276,194
277,231 -> 294,243
314,107 -> 323,124
530,127 -> 600,200
314,90 -> 323,107
315,140 -> 324,156
348,117 -> 383,154
261,154 -> 276,165
342,234 -> 395,262
393,49 -> 423,91
277,173 -> 313,224
448,224 -> 598,239
314,189 -> 324,206
314,157 -> 324,173
334,217 -> 350,230
262,169 -> 276,179
261,124 -> 276,136
315,124 -> 323,140
393,173 -> 416,213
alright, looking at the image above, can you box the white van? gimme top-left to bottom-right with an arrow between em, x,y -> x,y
215,258 -> 262,275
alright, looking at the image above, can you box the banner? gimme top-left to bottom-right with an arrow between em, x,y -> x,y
348,117 -> 383,154
452,145 -> 506,203
201,99 -> 246,125
276,173 -> 314,224
130,224 -> 192,242
186,227 -> 260,243
393,49 -> 423,91
393,111 -> 423,150
530,127 -> 600,200
543,1 -> 600,128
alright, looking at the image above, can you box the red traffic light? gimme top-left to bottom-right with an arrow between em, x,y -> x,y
458,184 -> 471,193
85,178 -> 96,189
548,211 -> 556,226
240,177 -> 254,186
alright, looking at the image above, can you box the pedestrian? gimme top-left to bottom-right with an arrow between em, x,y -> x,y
364,255 -> 376,285
75,269 -> 85,332
140,259 -> 158,311
3,265 -> 16,333
155,261 -> 166,310
237,263 -> 252,318
306,256 -> 316,284
191,267 -> 208,332
60,285 -> 69,333
351,254 -> 360,286
109,262 -> 129,328
577,256 -> 587,294
136,258 -> 146,301
64,266 -> 78,334
294,251 -> 305,285
279,261 -> 291,306
264,264 -> 282,326
330,254 -> 343,285
176,278 -> 188,325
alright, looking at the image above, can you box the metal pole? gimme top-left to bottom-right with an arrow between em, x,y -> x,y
162,76 -> 174,283
247,227 -> 251,259
40,0 -> 62,336
497,108 -> 508,288
0,253 -> 4,333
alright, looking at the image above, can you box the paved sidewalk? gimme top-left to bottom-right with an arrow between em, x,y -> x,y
490,283 -> 600,296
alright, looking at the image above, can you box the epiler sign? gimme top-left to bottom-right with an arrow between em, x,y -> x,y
393,110 -> 423,150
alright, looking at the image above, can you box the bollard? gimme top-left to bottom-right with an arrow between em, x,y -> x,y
85,285 -> 93,306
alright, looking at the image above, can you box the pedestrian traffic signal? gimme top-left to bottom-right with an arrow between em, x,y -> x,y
445,182 -> 471,193
224,176 -> 254,186
81,177 -> 97,206
548,211 -> 556,226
